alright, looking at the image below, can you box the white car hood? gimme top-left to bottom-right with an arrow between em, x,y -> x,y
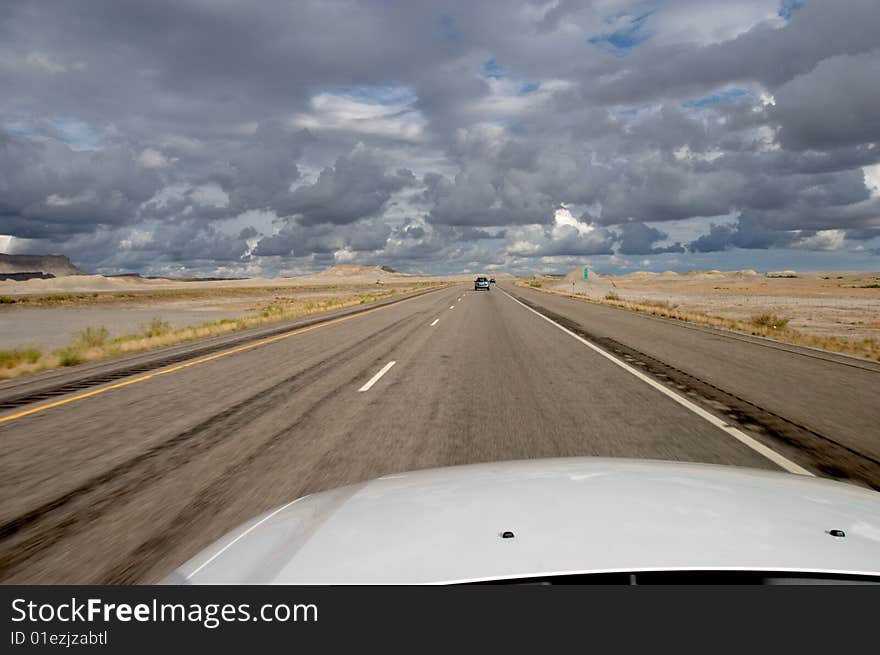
164,458 -> 880,584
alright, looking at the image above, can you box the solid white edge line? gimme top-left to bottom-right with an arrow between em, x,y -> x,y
186,495 -> 309,579
500,289 -> 813,476
358,360 -> 397,392
430,319 -> 439,326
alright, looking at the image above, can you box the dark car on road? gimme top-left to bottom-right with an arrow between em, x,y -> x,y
489,277 -> 496,284
475,276 -> 490,291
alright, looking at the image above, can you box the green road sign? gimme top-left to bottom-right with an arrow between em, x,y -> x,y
583,266 -> 589,280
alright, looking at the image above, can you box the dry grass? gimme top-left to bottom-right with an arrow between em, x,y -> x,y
750,313 -> 790,330
517,281 -> 880,362
0,346 -> 48,376
0,347 -> 42,369
0,286 -> 439,380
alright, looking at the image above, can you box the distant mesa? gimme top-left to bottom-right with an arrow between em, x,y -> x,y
0,254 -> 82,280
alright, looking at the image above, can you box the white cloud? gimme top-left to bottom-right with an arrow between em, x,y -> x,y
792,229 -> 846,251
507,238 -> 540,256
673,145 -> 724,162
292,89 -> 425,141
119,228 -> 153,250
138,148 -> 176,169
190,184 -> 228,208
45,191 -> 95,206
146,183 -> 228,211
648,1 -> 781,46
333,248 -> 357,263
470,78 -> 574,123
864,163 -> 880,198
552,207 -> 593,236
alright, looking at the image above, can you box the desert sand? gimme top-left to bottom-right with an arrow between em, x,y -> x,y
541,269 -> 880,342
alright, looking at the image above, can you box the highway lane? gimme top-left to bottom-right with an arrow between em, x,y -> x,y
0,284 -> 464,582
0,282 -> 875,583
506,283 -> 880,481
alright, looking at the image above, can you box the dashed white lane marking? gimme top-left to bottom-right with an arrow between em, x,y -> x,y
430,319 -> 439,327
358,361 -> 397,392
500,289 -> 813,477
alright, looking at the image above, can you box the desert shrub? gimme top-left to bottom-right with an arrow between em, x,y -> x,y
260,304 -> 285,318
142,317 -> 172,337
0,347 -> 42,369
73,326 -> 110,348
55,347 -> 83,367
750,314 -> 790,329
0,296 -> 16,304
605,291 -> 620,301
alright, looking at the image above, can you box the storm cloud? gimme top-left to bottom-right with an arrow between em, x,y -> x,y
1,0 -> 878,275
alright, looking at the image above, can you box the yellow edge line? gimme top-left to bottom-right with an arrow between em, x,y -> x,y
0,291 -> 434,425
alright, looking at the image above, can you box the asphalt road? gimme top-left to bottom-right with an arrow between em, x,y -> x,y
1,282 -> 878,583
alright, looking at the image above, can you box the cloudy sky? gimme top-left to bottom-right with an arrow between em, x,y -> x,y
1,0 -> 879,276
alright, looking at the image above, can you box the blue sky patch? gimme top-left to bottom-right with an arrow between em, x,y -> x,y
5,116 -> 98,150
778,0 -> 805,20
683,88 -> 749,109
518,81 -> 540,95
482,58 -> 506,79
588,10 -> 654,53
